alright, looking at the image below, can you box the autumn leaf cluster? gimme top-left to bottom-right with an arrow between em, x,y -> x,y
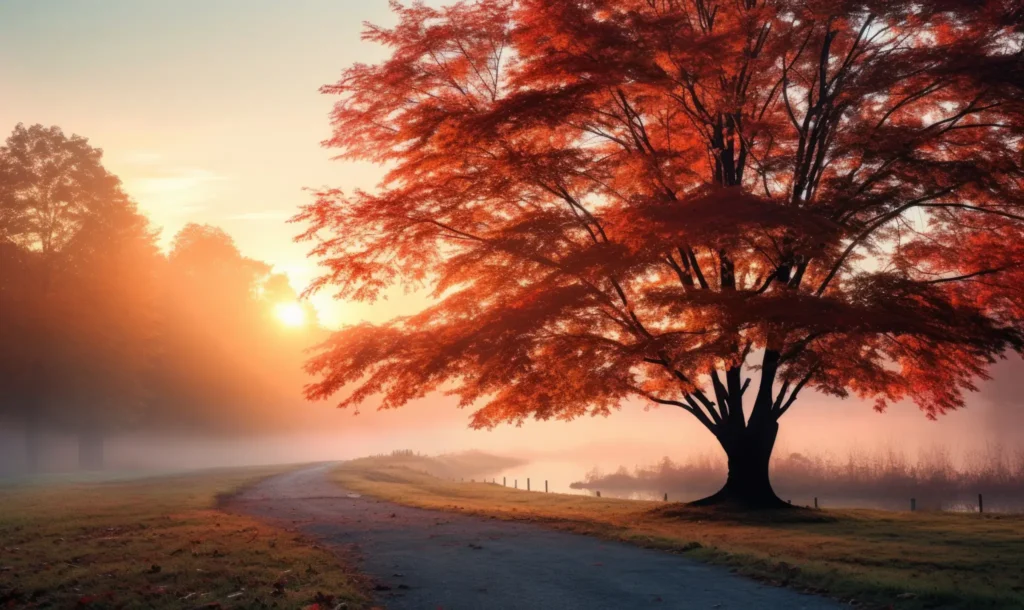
297,0 -> 1024,432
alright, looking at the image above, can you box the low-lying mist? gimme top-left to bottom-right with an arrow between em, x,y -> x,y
572,444 -> 1024,512
4,356 -> 1021,513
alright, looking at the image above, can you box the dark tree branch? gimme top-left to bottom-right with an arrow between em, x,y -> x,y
918,204 -> 1024,224
637,390 -> 717,434
924,265 -> 1017,284
775,367 -> 819,419
816,188 -> 956,295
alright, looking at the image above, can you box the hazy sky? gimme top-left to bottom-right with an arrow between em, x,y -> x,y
0,0 -> 412,327
2,1 -> 1020,469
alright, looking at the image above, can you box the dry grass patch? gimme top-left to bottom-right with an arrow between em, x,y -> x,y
334,456 -> 1024,610
0,465 -> 368,609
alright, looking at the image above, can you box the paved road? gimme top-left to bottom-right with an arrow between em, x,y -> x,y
228,464 -> 843,610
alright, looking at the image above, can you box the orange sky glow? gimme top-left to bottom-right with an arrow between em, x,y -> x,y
2,0 -> 1020,468
0,0 -> 424,329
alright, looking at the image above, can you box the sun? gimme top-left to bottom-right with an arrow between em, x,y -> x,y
274,302 -> 306,327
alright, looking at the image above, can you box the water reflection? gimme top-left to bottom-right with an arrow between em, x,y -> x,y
486,458 -> 1021,512
488,459 -> 590,495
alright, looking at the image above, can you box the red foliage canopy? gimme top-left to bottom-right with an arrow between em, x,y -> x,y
297,1 -> 1024,443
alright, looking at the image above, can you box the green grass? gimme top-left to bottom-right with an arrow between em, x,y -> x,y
0,464 -> 369,609
334,456 -> 1024,610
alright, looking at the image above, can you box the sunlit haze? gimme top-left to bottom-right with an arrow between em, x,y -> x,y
275,302 -> 307,328
1,0 -> 1021,480
0,0 -> 413,329
3,4 -> 1024,607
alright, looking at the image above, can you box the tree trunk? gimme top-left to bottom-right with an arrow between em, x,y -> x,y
25,410 -> 42,473
78,426 -> 104,471
692,421 -> 788,509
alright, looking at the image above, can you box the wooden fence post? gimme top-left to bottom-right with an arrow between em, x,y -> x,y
503,477 -> 506,487
814,497 -> 818,509
545,480 -> 548,493
515,479 -> 518,489
663,493 -> 668,502
979,493 -> 984,514
527,478 -> 530,491
911,498 -> 916,511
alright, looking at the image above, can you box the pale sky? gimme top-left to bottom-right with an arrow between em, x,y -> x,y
0,0 -> 410,327
2,0 -> 1019,466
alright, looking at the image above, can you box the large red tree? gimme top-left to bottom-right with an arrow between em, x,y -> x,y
298,0 -> 1024,507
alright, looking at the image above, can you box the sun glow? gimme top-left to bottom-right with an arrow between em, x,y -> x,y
275,302 -> 306,327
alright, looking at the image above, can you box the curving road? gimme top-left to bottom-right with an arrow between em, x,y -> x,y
228,464 -> 843,610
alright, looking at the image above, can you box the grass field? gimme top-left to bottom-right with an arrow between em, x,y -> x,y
0,465 -> 367,609
333,456 -> 1024,610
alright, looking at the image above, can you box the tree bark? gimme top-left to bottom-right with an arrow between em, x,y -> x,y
78,426 -> 104,471
25,409 -> 42,473
692,420 -> 788,509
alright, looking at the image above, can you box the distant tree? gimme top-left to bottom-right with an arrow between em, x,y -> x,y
151,223 -> 322,435
53,201 -> 160,469
0,124 -> 128,260
168,224 -> 271,306
149,224 -> 269,432
298,1 -> 1024,507
0,124 -> 159,470
0,238 -> 36,447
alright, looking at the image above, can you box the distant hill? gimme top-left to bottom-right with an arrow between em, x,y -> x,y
355,449 -> 526,480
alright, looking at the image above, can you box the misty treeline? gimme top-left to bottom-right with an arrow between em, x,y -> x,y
0,124 -> 323,471
573,446 -> 1024,512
